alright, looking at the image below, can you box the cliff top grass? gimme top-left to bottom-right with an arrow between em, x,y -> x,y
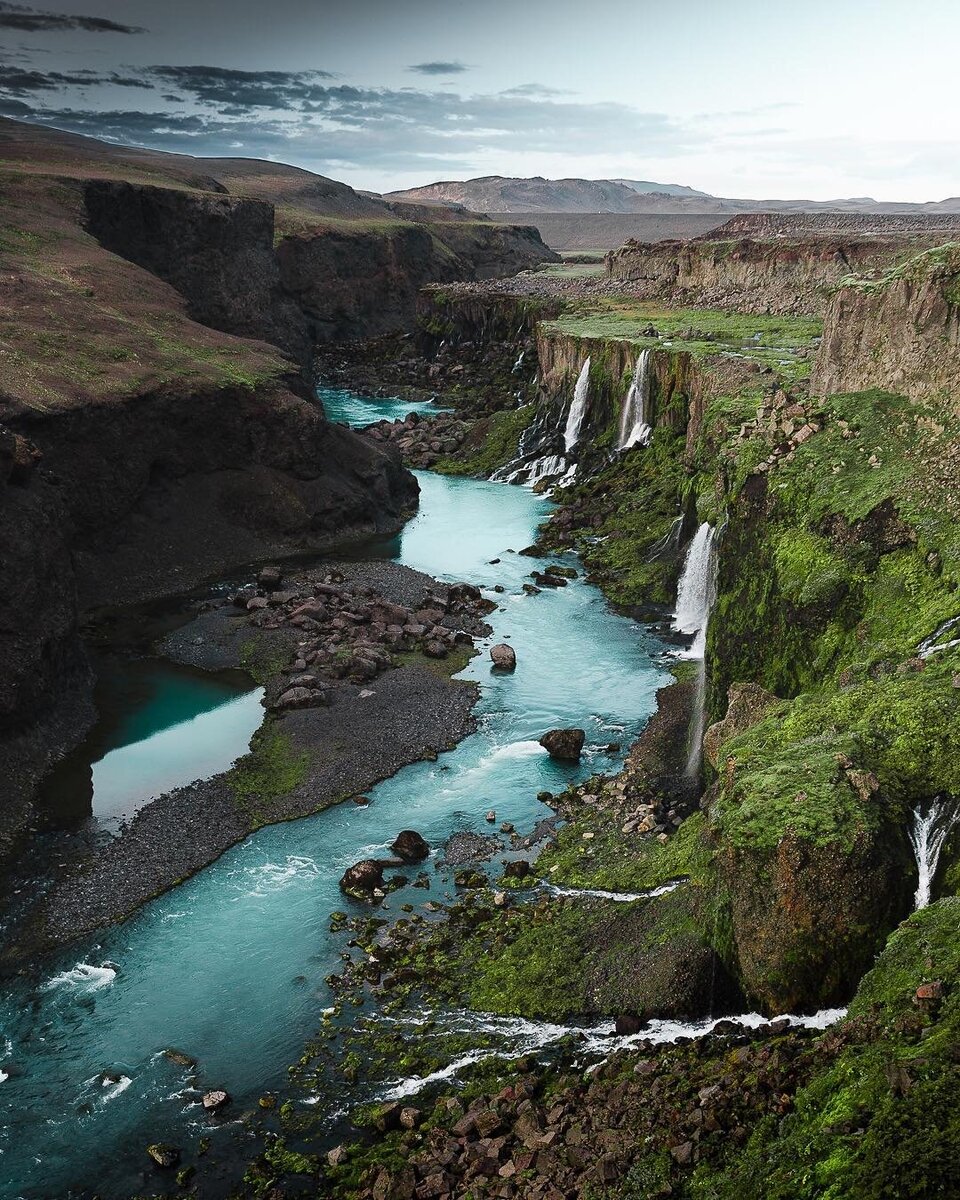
0,172 -> 289,414
542,300 -> 822,381
835,240 -> 960,298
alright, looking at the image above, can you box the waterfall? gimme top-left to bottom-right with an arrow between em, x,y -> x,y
673,523 -> 718,779
617,349 -> 652,450
910,798 -> 960,909
563,358 -> 591,452
674,523 -> 717,656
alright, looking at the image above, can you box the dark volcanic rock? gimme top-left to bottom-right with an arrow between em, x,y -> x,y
390,830 -> 430,863
539,728 -> 586,760
490,643 -> 517,671
339,860 -> 386,895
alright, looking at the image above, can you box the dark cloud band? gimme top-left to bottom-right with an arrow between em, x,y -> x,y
0,2 -> 145,33
408,61 -> 469,75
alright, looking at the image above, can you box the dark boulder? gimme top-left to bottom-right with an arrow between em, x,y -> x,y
391,830 -> 430,863
539,728 -> 586,760
339,859 -> 385,895
490,643 -> 517,671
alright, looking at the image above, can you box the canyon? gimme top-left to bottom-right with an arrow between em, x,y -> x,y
2,122 -> 960,1200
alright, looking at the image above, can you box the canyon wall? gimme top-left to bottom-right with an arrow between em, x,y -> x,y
813,243 -> 960,404
606,232 -> 956,316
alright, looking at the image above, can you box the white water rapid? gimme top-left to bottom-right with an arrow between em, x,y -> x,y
617,350 -> 652,450
370,1006 -> 847,1103
909,798 -> 960,909
563,358 -> 591,452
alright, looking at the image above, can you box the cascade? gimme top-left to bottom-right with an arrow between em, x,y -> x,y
673,523 -> 717,656
617,349 -> 652,450
672,523 -> 718,779
909,798 -> 960,908
563,358 -> 591,452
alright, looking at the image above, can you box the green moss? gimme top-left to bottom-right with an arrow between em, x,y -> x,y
433,405 -> 534,478
692,899 -> 960,1200
542,302 -> 821,382
229,724 -> 309,814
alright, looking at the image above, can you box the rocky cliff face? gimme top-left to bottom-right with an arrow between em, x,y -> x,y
278,221 -> 555,345
84,180 -> 309,357
812,243 -> 960,404
0,381 -> 416,863
606,233 -> 953,316
83,179 -> 555,361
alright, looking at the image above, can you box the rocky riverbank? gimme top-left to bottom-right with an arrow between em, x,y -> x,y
213,241 -> 960,1199
4,560 -> 493,960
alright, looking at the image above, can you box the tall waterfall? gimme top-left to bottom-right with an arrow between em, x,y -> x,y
674,523 -> 717,658
618,349 -> 652,450
910,798 -> 960,909
563,358 -> 591,452
673,523 -> 718,779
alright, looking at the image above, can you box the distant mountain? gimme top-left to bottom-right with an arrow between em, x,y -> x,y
382,176 -> 695,214
611,179 -> 712,198
383,174 -> 960,217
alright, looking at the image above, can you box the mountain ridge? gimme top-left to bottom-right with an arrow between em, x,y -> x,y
385,173 -> 960,216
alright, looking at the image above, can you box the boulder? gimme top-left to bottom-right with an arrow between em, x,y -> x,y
146,1144 -> 181,1169
539,728 -> 586,761
490,643 -> 517,671
257,565 -> 283,591
202,1089 -> 230,1112
271,685 -> 327,712
339,859 -> 386,895
390,830 -> 430,863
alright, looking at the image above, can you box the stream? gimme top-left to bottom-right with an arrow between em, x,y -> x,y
0,388 -> 670,1199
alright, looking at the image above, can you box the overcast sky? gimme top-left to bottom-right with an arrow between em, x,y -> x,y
1,0 -> 957,200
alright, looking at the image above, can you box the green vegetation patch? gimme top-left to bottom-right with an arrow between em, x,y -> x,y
692,898 -> 960,1200
433,405 -> 535,477
229,724 -> 309,816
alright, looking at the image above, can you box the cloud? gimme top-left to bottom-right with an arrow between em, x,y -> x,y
0,66 -> 152,94
408,61 -> 469,76
499,83 -> 572,98
147,65 -> 336,110
9,86 -> 695,176
0,2 -> 145,33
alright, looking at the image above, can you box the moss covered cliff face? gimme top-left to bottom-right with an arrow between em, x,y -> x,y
503,289 -> 960,1015
692,898 -> 960,1199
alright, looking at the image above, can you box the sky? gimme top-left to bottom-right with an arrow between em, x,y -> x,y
0,0 -> 958,200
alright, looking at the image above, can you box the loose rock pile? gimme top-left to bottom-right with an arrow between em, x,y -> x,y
364,411 -> 471,468
736,386 -> 823,474
232,567 -> 492,711
338,1021 -> 839,1199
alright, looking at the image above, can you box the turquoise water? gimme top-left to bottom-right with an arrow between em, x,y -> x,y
0,399 -> 668,1199
40,660 -> 263,833
317,384 -> 446,426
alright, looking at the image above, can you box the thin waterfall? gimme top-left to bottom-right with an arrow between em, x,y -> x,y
910,798 -> 960,909
674,523 -> 717,656
563,358 -> 591,452
673,523 -> 718,779
618,349 -> 652,450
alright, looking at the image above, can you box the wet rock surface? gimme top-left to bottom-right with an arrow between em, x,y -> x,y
539,729 -> 586,761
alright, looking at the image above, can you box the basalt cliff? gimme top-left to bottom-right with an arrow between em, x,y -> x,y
606,211 -> 960,315
279,241 -> 960,1200
0,117 -> 554,864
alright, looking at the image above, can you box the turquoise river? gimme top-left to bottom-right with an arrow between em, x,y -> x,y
0,388 -> 669,1199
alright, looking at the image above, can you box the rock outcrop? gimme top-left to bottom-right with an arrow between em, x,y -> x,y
812,242 -> 960,404
606,219 -> 960,316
